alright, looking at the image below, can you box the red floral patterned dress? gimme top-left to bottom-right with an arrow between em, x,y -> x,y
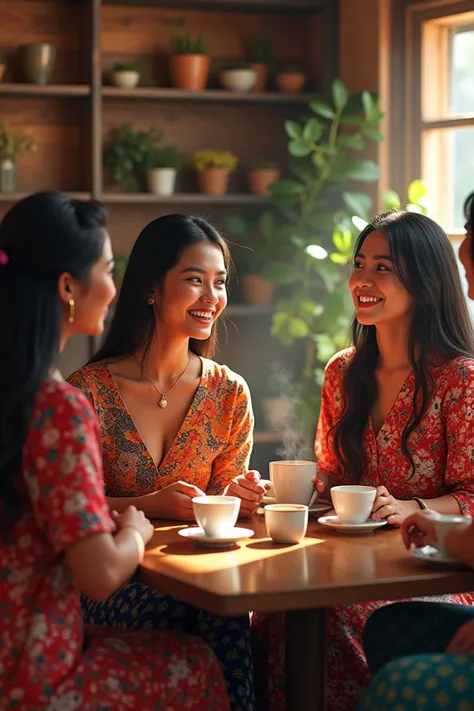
252,349 -> 474,711
0,377 -> 230,711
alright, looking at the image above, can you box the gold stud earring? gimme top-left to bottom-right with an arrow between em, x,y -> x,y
68,298 -> 75,324
147,297 -> 155,305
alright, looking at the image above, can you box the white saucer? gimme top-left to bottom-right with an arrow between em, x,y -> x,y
317,515 -> 388,534
410,545 -> 463,567
178,526 -> 254,548
262,496 -> 332,515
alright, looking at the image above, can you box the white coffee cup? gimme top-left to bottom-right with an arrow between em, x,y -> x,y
265,504 -> 309,544
268,460 -> 317,506
433,515 -> 472,553
331,485 -> 377,524
192,495 -> 240,538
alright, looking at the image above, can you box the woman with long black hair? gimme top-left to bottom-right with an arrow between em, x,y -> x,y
0,192 -> 229,711
253,209 -> 474,711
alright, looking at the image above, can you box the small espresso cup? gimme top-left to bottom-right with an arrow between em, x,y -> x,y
268,460 -> 317,506
265,503 -> 309,544
331,485 -> 377,524
192,495 -> 240,538
433,515 -> 472,553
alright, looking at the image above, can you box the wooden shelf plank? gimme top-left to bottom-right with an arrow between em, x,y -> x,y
226,305 -> 274,317
254,431 -> 283,444
101,193 -> 268,205
102,86 -> 318,104
103,0 -> 324,12
0,84 -> 91,97
0,192 -> 92,203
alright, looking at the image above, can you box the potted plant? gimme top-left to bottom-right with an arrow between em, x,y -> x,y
248,160 -> 281,196
169,32 -> 209,92
103,123 -> 163,191
0,54 -> 6,83
261,366 -> 296,433
111,60 -> 141,89
0,122 -> 37,192
245,37 -> 275,92
192,150 -> 238,195
275,63 -> 307,94
219,62 -> 257,93
145,144 -> 186,196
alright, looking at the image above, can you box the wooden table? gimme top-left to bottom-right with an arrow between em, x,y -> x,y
140,516 -> 474,711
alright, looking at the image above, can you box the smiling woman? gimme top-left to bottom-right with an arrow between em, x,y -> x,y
67,213 -> 260,711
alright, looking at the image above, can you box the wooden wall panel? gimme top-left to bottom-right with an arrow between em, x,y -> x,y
0,1 -> 87,83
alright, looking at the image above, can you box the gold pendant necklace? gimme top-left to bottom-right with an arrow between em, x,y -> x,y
140,356 -> 191,409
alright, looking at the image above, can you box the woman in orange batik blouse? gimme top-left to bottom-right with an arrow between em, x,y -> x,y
69,213 -> 264,711
252,210 -> 474,711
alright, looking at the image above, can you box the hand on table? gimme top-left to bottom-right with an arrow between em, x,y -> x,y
224,470 -> 266,518
446,619 -> 474,654
370,485 -> 418,526
400,510 -> 440,549
152,481 -> 206,521
112,505 -> 154,545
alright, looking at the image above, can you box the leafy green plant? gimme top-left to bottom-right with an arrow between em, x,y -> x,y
225,212 -> 287,275
0,123 -> 37,162
193,150 -> 238,172
245,37 -> 275,65
382,178 -> 429,214
258,78 -> 384,434
144,144 -> 186,171
113,60 -> 141,72
170,32 -> 208,55
103,123 -> 163,190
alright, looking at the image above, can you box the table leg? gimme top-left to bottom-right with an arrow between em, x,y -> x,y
285,607 -> 326,711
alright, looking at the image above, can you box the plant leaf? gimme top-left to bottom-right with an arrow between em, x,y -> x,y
343,191 -> 372,218
258,210 -> 276,239
303,118 -> 324,143
261,261 -> 300,285
288,140 -> 312,158
225,214 -> 248,235
289,317 -> 310,339
338,134 -> 365,150
285,120 -> 303,140
363,127 -> 384,142
382,189 -> 401,210
344,160 -> 380,181
268,179 -> 304,196
362,91 -> 374,119
407,179 -> 428,204
332,78 -> 349,111
329,252 -> 349,264
309,99 -> 334,119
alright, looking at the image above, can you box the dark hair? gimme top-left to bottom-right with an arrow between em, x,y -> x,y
91,213 -> 231,365
0,191 -> 107,532
332,209 -> 474,482
464,191 -> 474,263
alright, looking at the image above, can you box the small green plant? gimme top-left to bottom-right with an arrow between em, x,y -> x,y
192,150 -> 238,172
245,37 -> 275,65
103,123 -> 163,190
113,60 -> 141,72
145,144 -> 186,171
252,159 -> 279,170
0,123 -> 37,162
225,212 -> 288,276
170,32 -> 208,55
382,178 -> 429,214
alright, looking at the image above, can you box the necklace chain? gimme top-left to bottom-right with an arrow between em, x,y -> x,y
137,355 -> 191,409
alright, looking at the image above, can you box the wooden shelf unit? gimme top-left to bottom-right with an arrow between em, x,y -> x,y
0,0 -> 338,466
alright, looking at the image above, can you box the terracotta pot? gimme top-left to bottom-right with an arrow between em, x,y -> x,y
248,168 -> 281,196
169,54 -> 210,91
241,274 -> 275,306
250,63 -> 267,92
0,64 -> 5,83
198,168 -> 230,195
275,72 -> 307,94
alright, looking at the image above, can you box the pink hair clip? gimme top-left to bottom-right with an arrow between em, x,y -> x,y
0,250 -> 9,266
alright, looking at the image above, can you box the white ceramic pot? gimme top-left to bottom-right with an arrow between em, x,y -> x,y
261,397 -> 294,432
111,70 -> 140,89
147,168 -> 177,196
219,68 -> 257,93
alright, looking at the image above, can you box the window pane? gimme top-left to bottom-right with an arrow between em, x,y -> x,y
450,27 -> 474,116
422,127 -> 474,229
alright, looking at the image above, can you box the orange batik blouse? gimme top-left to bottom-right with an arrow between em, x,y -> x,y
68,358 -> 254,497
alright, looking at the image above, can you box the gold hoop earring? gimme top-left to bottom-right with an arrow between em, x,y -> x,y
68,298 -> 75,324
147,297 -> 155,305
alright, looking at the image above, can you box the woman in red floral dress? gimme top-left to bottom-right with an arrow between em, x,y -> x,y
252,210 -> 474,711
0,192 -> 230,711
